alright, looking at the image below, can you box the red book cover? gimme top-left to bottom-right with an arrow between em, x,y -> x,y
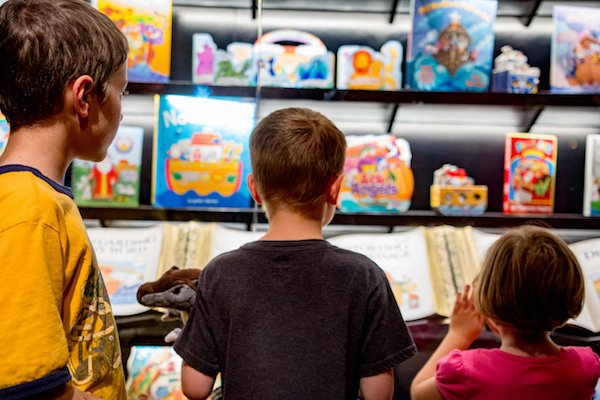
503,133 -> 558,215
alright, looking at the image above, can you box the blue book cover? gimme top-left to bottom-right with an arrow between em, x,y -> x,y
152,95 -> 255,208
406,0 -> 498,92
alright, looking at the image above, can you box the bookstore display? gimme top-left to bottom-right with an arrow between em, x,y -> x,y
2,1 -> 599,396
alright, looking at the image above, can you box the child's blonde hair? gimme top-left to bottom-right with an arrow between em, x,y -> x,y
0,0 -> 128,130
250,107 -> 346,219
476,225 -> 585,334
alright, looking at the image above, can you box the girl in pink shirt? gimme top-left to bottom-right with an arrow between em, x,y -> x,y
411,225 -> 600,400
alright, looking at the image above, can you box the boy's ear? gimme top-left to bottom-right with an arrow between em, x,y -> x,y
71,75 -> 94,118
247,173 -> 262,205
326,174 -> 344,205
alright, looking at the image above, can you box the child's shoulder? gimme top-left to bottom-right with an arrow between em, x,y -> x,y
0,165 -> 74,228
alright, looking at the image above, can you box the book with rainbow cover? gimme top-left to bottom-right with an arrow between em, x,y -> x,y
503,133 -> 558,215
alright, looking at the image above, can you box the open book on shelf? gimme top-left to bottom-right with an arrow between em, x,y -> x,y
88,221 -> 600,333
328,226 -> 481,321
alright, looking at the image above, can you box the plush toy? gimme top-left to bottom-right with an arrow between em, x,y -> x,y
136,266 -> 201,342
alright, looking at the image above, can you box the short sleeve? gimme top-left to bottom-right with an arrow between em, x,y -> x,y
359,271 -> 416,377
436,349 -> 475,400
173,270 -> 220,377
0,222 -> 70,393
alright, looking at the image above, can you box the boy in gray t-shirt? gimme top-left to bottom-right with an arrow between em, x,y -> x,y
174,107 -> 416,400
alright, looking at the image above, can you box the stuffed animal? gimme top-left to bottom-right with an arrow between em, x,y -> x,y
136,266 -> 201,342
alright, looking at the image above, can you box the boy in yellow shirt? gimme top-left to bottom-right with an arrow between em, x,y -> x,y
0,1 -> 129,398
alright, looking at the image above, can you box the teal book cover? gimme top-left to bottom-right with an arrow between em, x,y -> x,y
406,0 -> 498,92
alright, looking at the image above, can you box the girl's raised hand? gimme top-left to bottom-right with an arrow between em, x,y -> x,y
448,284 -> 485,346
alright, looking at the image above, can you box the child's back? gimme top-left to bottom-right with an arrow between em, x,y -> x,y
174,107 -> 416,400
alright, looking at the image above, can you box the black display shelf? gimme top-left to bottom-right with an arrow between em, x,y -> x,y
80,206 -> 600,230
126,82 -> 600,107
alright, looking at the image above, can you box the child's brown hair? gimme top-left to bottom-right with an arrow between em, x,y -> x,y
0,0 -> 128,131
250,107 -> 346,219
476,225 -> 585,334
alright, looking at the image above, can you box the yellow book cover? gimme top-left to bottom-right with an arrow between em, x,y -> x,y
93,0 -> 172,82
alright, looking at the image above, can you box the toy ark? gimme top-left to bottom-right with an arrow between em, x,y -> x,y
503,133 -> 558,215
338,135 -> 414,213
93,0 -> 173,83
551,5 -> 600,93
152,95 -> 255,209
492,45 -> 540,94
71,125 -> 144,207
192,33 -> 255,86
336,41 -> 403,90
584,134 -> 600,217
255,29 -> 334,88
430,164 -> 488,216
406,0 -> 498,92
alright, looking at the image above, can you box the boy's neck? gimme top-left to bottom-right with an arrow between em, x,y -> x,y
0,123 -> 72,184
261,208 -> 325,241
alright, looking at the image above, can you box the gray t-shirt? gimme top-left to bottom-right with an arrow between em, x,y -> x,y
174,239 -> 416,399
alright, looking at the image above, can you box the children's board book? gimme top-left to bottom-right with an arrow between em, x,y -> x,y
338,135 -> 414,213
152,95 -> 255,209
406,0 -> 498,92
569,238 -> 600,333
328,228 -> 438,321
551,5 -> 600,93
336,41 -> 403,90
255,29 -> 335,88
88,224 -> 164,316
583,134 -> 600,217
192,33 -> 256,86
0,112 -> 8,156
125,345 -> 184,399
584,134 -> 600,217
93,0 -> 172,83
503,133 -> 558,215
71,125 -> 144,207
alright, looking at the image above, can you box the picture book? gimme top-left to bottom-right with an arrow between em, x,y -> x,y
328,228 -> 438,321
125,345 -> 185,399
503,133 -> 558,215
568,238 -> 600,333
406,0 -> 498,92
255,29 -> 334,88
87,224 -> 164,316
93,0 -> 173,83
152,95 -> 255,209
71,125 -> 144,207
192,33 -> 255,86
0,112 -> 8,156
551,5 -> 600,93
584,134 -> 600,217
338,135 -> 414,213
336,41 -> 403,90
